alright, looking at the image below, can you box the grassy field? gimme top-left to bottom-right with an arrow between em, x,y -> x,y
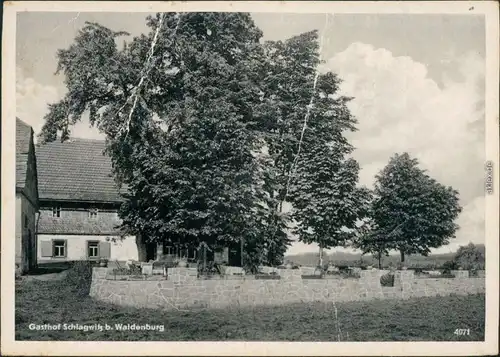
15,273 -> 485,342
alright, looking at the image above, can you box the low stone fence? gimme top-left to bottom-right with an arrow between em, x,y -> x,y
89,267 -> 485,310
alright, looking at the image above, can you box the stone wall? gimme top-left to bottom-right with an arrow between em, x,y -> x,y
89,267 -> 485,310
451,270 -> 469,278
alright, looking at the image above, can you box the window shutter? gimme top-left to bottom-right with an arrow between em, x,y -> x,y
63,240 -> 67,257
40,240 -> 52,257
99,242 -> 111,258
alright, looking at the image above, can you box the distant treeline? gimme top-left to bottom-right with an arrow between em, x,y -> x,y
286,244 -> 485,269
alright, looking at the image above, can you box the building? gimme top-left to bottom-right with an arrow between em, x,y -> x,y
35,138 -> 141,263
15,118 -> 39,274
34,137 -> 241,266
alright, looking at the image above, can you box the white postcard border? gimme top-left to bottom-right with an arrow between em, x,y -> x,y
2,1 -> 499,356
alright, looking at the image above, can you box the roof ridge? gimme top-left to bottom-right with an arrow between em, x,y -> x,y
16,117 -> 31,128
66,137 -> 106,143
39,137 -> 106,144
16,118 -> 34,134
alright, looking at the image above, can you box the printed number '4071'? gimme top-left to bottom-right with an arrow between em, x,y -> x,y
454,329 -> 470,336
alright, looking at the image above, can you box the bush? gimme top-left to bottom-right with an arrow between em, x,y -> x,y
112,268 -> 130,275
336,265 -> 351,271
324,269 -> 360,279
437,273 -> 455,278
197,261 -> 224,277
353,259 -> 368,270
130,263 -> 142,275
65,260 -> 93,296
345,270 -> 361,279
380,273 -> 395,287
342,270 -> 361,279
470,269 -> 481,277
454,243 -> 485,270
441,260 -> 458,274
242,250 -> 261,275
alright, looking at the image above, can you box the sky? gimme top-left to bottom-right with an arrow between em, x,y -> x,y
16,12 -> 486,255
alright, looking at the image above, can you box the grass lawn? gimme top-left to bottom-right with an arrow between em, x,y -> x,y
15,277 -> 485,341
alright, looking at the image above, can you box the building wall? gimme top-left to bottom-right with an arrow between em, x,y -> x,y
37,234 -> 138,263
15,196 -> 22,271
15,194 -> 37,274
15,134 -> 39,275
90,268 -> 486,310
38,206 -> 122,235
24,138 -> 39,208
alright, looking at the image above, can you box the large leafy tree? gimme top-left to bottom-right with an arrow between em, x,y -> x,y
242,31 -> 323,267
372,153 -> 462,263
256,31 -> 370,266
256,31 -> 320,207
40,13 -> 288,263
39,13 -> 368,268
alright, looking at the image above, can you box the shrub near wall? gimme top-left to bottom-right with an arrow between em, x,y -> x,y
66,260 -> 94,296
89,267 -> 485,311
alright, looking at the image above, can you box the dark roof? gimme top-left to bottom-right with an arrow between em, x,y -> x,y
36,138 -> 126,203
16,118 -> 33,190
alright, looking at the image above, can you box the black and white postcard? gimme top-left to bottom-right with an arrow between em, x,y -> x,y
2,1 -> 499,356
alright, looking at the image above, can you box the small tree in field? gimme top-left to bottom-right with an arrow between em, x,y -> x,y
372,153 -> 462,263
453,243 -> 485,270
291,155 -> 372,266
255,30 -> 369,267
352,216 -> 394,269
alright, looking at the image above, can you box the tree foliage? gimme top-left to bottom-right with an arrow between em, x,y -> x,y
39,13 -> 365,266
253,30 -> 371,260
371,153 -> 462,262
255,31 -> 320,205
41,14 -> 276,253
285,70 -> 370,253
453,243 -> 485,270
351,210 -> 395,269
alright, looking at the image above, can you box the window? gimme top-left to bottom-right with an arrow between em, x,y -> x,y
51,206 -> 61,218
53,240 -> 66,257
24,214 -> 28,228
87,241 -> 99,259
88,208 -> 98,219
